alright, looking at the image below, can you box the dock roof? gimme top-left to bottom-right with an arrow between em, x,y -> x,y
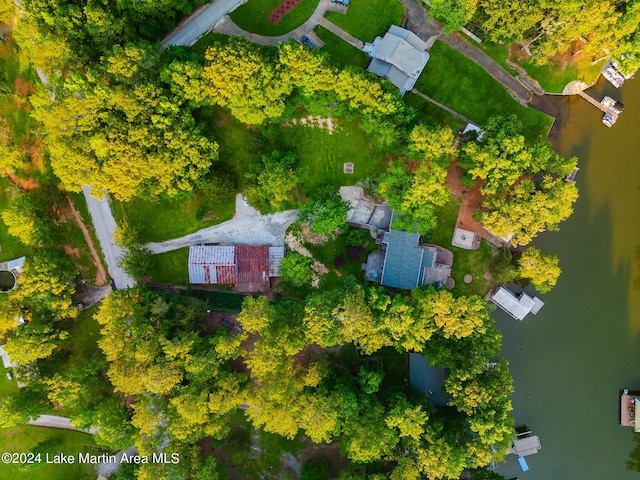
491,287 -> 536,320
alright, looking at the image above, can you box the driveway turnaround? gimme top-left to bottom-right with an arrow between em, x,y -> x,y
146,195 -> 298,254
162,0 -> 245,47
82,186 -> 136,290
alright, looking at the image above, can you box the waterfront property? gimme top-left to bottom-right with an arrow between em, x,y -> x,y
188,245 -> 284,292
508,427 -> 542,457
489,286 -> 544,320
363,25 -> 430,95
364,229 -> 453,290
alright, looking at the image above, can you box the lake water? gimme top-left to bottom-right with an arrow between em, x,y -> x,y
494,78 -> 640,479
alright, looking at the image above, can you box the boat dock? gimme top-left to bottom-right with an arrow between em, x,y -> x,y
577,92 -> 624,127
620,389 -> 640,429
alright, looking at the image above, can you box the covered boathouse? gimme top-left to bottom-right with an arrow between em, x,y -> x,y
489,286 -> 544,320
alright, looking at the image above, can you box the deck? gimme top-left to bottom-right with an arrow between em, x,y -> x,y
620,391 -> 640,428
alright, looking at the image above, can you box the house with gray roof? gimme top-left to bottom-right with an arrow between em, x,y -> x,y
364,229 -> 453,289
363,25 -> 430,95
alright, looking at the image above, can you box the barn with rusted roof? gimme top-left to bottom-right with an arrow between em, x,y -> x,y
188,245 -> 284,293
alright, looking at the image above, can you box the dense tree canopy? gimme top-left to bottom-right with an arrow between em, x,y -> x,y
518,246 -> 561,293
377,125 -> 455,234
459,115 -> 578,246
299,187 -> 351,236
478,0 -> 640,74
32,44 -> 218,200
244,150 -> 305,211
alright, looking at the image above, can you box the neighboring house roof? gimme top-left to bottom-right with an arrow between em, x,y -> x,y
188,246 -> 236,284
409,353 -> 450,407
380,230 -> 435,290
364,25 -> 430,95
236,245 -> 269,284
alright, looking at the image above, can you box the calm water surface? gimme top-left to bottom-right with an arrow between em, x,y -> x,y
495,78 -> 640,479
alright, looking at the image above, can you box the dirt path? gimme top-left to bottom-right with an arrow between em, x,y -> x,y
66,195 -> 108,286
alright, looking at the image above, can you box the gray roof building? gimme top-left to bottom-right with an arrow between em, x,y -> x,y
364,25 -> 430,95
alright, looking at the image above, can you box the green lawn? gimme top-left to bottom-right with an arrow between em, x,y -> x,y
229,0 -> 320,36
315,26 -> 369,69
61,305 -> 103,366
519,56 -> 605,94
148,248 -> 190,284
404,93 -> 466,132
415,41 -> 554,142
0,426 -> 96,480
0,179 -> 29,263
428,196 -> 502,297
267,118 -> 389,197
111,193 -> 235,244
325,0 -> 405,43
0,364 -> 19,398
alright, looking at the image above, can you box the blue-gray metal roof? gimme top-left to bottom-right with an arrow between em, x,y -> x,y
381,230 -> 423,289
381,230 -> 435,289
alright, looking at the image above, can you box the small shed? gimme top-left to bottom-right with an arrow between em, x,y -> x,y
268,247 -> 285,277
451,227 -> 480,250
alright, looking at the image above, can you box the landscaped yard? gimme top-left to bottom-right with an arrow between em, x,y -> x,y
429,196 -> 504,297
0,364 -> 19,399
0,426 -> 96,480
415,41 -> 554,141
325,0 -> 405,43
267,119 -> 389,197
315,26 -> 369,69
229,0 -> 320,36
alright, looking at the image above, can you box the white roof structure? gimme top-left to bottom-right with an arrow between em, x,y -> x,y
5,256 -> 26,272
268,247 -> 284,277
511,435 -> 541,457
462,123 -> 484,140
490,287 -> 543,320
364,25 -> 430,95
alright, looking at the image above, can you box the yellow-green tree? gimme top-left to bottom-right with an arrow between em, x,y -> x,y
518,246 -> 561,293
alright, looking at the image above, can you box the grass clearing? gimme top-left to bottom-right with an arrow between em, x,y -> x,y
0,180 -> 29,263
405,93 -> 466,131
0,426 -> 96,480
325,0 -> 405,43
519,56 -> 604,94
315,26 -> 369,69
0,363 -> 19,398
266,119 -> 388,196
111,193 -> 235,244
229,0 -> 320,36
148,248 -> 190,284
415,41 -> 553,142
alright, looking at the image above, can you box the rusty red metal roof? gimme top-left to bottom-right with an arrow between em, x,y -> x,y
236,245 -> 269,284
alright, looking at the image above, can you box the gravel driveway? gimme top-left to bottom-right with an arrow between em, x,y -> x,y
82,186 -> 136,290
146,195 -> 299,254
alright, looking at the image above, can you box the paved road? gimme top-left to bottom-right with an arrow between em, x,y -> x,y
162,0 -> 246,47
146,195 -> 298,254
28,415 -> 98,435
82,187 -> 136,290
